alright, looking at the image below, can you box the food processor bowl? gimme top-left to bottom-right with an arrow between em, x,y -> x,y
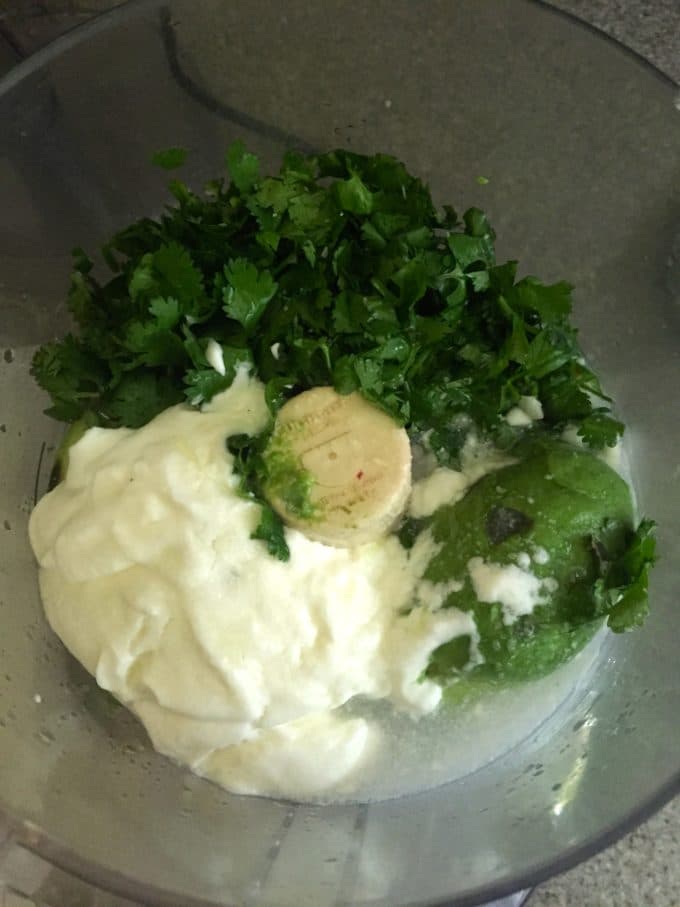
0,1 -> 679,904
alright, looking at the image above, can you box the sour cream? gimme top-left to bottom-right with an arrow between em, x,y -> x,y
29,370 -> 474,799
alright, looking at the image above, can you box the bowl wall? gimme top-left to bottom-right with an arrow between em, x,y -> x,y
0,2 -> 679,904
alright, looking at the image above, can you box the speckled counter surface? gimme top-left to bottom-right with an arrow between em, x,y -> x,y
527,799 -> 680,906
0,3 -> 678,907
549,0 -> 680,84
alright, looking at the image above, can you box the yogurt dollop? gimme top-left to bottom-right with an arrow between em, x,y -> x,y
29,370 -> 474,798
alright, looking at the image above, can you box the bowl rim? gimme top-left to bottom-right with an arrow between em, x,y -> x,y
1,0 -> 676,100
0,1 -> 678,904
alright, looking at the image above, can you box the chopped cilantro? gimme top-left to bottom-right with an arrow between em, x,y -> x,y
32,143 -> 626,460
593,518 -> 657,632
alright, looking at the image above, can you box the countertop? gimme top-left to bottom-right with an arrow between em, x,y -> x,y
0,3 -> 678,906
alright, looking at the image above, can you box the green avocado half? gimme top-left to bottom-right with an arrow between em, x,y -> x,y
419,439 -> 636,691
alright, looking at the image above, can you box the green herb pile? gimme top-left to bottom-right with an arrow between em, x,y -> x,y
33,142 -> 621,451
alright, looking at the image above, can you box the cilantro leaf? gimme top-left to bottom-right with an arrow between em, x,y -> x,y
251,505 -> 290,561
129,254 -> 155,301
124,321 -> 186,367
222,259 -> 278,329
149,296 -> 181,331
392,259 -> 429,306
226,139 -> 260,193
67,268 -> 95,325
577,410 -> 625,449
335,173 -> 373,214
593,519 -> 657,632
153,243 -> 205,310
103,371 -> 184,428
524,332 -> 575,379
447,232 -> 494,270
354,358 -> 385,396
510,277 -> 573,322
31,336 -> 107,423
151,147 -> 188,170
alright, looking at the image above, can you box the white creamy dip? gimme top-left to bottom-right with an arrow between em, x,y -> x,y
505,395 -> 544,427
467,557 -> 558,625
408,437 -> 515,519
29,370 -> 476,799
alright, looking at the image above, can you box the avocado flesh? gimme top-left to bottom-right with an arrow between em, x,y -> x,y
422,440 -> 634,690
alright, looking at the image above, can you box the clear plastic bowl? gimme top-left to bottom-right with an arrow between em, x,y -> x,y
0,2 -> 679,905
